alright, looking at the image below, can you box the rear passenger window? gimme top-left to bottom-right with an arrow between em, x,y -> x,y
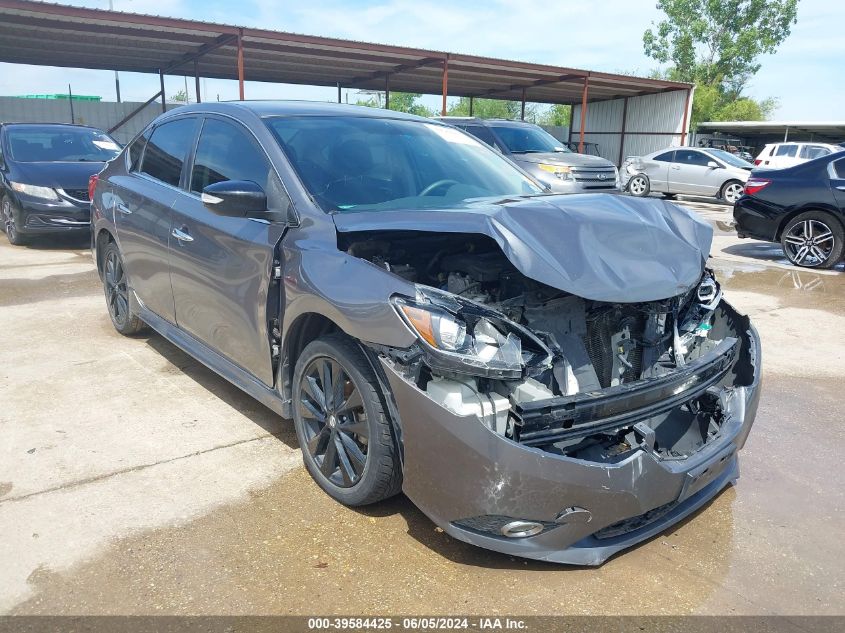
190,119 -> 274,194
653,151 -> 674,162
140,118 -> 196,187
775,144 -> 797,157
800,145 -> 830,160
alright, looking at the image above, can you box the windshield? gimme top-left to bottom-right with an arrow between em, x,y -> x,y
265,116 -> 542,213
6,125 -> 121,163
489,124 -> 571,154
703,148 -> 752,168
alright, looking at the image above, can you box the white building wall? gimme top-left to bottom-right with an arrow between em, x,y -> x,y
0,97 -> 178,144
571,88 -> 692,165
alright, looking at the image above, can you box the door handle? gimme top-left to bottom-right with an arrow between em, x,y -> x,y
116,202 -> 132,214
670,165 -> 680,170
171,227 -> 194,242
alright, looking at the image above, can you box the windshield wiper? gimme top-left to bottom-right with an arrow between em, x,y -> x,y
510,149 -> 549,154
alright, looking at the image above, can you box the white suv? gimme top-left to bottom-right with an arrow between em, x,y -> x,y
754,142 -> 841,168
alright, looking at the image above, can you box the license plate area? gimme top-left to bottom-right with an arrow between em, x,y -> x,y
678,446 -> 735,503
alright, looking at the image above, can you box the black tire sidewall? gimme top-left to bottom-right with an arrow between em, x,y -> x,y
292,335 -> 399,506
102,241 -> 136,333
780,211 -> 845,269
2,196 -> 26,246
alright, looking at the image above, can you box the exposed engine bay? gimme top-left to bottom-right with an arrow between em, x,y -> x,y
341,231 -> 754,465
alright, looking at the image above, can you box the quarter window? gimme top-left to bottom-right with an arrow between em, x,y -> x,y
674,150 -> 711,166
799,145 -> 830,160
127,128 -> 150,172
775,144 -> 798,157
833,159 -> 845,180
190,119 -> 274,194
140,118 -> 196,187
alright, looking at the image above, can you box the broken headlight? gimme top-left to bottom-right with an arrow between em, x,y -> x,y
392,288 -> 551,379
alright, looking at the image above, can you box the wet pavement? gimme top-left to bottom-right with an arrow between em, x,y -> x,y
1,202 -> 843,616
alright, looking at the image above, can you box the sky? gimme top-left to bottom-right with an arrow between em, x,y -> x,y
0,0 -> 842,120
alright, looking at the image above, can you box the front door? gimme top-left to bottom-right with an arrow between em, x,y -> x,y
112,117 -> 199,324
669,149 -> 720,196
168,116 -> 289,386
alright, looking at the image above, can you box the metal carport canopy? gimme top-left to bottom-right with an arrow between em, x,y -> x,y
0,0 -> 690,109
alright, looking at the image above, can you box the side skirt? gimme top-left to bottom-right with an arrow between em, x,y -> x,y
137,300 -> 287,418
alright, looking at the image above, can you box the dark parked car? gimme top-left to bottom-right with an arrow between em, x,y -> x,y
91,102 -> 760,565
0,122 -> 121,245
734,152 -> 845,269
436,117 -> 620,193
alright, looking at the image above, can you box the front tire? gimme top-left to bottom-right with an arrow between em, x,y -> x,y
102,241 -> 146,334
2,196 -> 27,246
292,334 -> 402,506
780,211 -> 844,269
721,180 -> 744,205
628,174 -> 650,197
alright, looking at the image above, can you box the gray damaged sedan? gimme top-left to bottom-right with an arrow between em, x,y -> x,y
91,102 -> 761,566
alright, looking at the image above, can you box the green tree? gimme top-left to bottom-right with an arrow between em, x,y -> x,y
643,0 -> 799,96
354,91 -> 433,117
538,104 -> 571,127
447,97 -> 536,120
171,89 -> 188,103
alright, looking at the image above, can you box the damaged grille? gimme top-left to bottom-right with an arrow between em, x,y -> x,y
584,308 -> 645,388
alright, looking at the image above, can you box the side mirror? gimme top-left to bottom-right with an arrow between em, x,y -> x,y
707,161 -> 721,169
201,180 -> 267,217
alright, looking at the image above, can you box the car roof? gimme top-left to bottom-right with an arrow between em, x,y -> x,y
2,122 -> 105,131
169,100 -> 436,123
436,117 -> 537,128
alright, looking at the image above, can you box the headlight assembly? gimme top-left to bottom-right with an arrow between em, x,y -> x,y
537,164 -> 573,181
10,182 -> 59,201
392,288 -> 552,379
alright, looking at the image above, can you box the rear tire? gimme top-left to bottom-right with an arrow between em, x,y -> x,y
627,174 -> 650,197
2,196 -> 28,246
102,241 -> 146,335
720,180 -> 745,205
780,211 -> 844,269
292,334 -> 402,506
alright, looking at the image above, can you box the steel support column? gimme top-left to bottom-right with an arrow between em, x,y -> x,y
337,82 -> 341,103
159,69 -> 166,113
680,88 -> 691,146
617,96 -> 629,167
237,28 -> 245,100
579,75 -> 589,154
521,88 -> 526,121
385,73 -> 390,110
441,54 -> 449,116
194,60 -> 201,103
469,96 -> 474,116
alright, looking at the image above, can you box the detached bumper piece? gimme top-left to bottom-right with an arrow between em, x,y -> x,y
514,337 -> 738,447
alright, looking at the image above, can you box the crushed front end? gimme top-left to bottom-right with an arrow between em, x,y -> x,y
345,230 -> 761,565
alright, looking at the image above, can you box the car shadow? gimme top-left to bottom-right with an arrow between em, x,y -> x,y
143,332 -> 300,450
722,241 -> 845,272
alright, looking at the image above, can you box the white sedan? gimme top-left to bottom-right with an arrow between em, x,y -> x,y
622,147 -> 752,204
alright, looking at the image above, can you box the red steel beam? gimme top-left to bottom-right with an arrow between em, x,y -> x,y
680,88 -> 692,146
579,75 -> 589,153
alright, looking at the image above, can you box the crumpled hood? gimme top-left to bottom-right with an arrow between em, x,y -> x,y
333,194 -> 713,303
515,152 -> 615,168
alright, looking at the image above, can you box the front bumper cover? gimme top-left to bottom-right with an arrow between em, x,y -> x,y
15,195 -> 90,234
381,313 -> 761,566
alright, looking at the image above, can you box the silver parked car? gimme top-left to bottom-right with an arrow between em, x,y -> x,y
438,117 -> 620,194
623,147 -> 752,204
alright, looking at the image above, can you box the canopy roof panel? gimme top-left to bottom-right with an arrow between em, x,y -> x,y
0,0 -> 691,105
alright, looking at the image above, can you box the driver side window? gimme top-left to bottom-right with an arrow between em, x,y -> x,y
675,150 -> 711,166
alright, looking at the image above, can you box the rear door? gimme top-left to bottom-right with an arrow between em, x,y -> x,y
669,149 -> 717,195
168,115 -> 289,386
643,150 -> 673,192
111,117 -> 199,324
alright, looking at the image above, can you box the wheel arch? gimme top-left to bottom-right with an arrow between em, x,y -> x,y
94,228 -> 116,281
775,206 -> 845,241
279,311 -> 405,465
